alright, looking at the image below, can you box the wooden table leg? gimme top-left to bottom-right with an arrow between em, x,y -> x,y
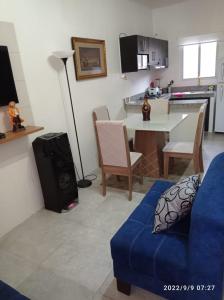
134,130 -> 166,178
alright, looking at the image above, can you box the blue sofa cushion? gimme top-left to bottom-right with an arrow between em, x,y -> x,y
187,153 -> 224,299
0,281 -> 29,300
153,175 -> 200,233
111,180 -> 190,284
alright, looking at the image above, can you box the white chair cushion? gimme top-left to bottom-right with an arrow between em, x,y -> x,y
93,106 -> 109,120
130,152 -> 142,166
163,142 -> 194,154
96,121 -> 128,167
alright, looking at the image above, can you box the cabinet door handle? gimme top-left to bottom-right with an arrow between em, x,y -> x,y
222,63 -> 224,81
144,39 -> 146,51
152,51 -> 155,61
221,64 -> 223,81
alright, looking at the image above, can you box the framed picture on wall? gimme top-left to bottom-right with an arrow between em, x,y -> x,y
71,37 -> 107,80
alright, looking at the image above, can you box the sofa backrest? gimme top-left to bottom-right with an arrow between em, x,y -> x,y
188,152 -> 224,299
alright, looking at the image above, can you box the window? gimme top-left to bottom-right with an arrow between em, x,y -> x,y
183,44 -> 199,79
183,41 -> 217,79
200,42 -> 217,77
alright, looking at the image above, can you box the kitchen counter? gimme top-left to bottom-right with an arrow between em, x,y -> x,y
169,99 -> 208,105
124,91 -> 215,106
170,90 -> 215,100
124,93 -> 170,106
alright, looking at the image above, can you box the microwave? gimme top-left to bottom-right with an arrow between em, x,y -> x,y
137,55 -> 148,70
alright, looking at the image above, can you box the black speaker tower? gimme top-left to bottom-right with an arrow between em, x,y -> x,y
33,132 -> 78,213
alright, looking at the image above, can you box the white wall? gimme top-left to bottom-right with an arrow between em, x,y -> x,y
0,0 -> 153,238
0,0 -> 70,238
152,0 -> 224,88
59,0 -> 154,175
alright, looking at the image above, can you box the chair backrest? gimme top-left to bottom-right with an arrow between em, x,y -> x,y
93,106 -> 110,122
93,106 -> 110,167
193,103 -> 207,154
95,120 -> 131,168
148,99 -> 169,115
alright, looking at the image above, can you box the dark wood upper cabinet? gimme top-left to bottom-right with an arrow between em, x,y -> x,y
148,38 -> 168,68
120,35 -> 168,73
120,35 -> 138,73
137,36 -> 149,54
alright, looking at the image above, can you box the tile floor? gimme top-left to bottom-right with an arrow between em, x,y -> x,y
0,133 -> 223,300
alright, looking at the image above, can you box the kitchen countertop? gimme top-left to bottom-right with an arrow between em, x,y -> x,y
169,99 -> 208,105
170,91 -> 215,99
124,93 -> 170,106
124,90 -> 215,106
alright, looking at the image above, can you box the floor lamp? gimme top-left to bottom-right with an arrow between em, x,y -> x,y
52,51 -> 92,188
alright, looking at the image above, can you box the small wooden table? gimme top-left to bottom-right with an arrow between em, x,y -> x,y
124,113 -> 188,177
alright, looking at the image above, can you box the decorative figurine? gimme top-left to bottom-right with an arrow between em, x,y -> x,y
142,96 -> 151,121
8,101 -> 25,132
0,132 -> 6,139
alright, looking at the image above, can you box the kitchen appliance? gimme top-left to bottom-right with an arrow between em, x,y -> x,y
137,55 -> 148,70
146,87 -> 161,97
155,78 -> 161,88
215,57 -> 224,132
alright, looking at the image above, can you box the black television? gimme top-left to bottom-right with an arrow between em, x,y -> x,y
0,46 -> 18,106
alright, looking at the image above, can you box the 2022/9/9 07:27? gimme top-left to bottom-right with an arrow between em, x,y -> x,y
164,285 -> 215,292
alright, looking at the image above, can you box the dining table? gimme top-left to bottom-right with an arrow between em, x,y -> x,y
124,113 -> 188,178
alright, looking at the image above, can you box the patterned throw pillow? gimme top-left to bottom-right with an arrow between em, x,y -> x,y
153,175 -> 200,233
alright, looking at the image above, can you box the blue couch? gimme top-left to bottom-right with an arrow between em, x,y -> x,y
111,153 -> 224,300
0,281 -> 29,300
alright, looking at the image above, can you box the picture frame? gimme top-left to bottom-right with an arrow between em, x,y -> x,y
71,37 -> 107,80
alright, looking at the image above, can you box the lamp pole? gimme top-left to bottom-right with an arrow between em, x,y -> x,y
53,52 -> 91,188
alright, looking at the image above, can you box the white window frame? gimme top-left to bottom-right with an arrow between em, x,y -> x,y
182,41 -> 217,80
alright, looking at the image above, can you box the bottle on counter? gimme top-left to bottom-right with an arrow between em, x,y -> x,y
142,96 -> 151,121
167,80 -> 174,93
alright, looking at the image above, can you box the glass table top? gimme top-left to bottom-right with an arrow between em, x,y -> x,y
124,113 -> 188,132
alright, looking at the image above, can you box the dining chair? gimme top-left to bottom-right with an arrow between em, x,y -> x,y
163,103 -> 207,178
93,106 -> 134,168
93,105 -> 110,122
95,121 -> 143,200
